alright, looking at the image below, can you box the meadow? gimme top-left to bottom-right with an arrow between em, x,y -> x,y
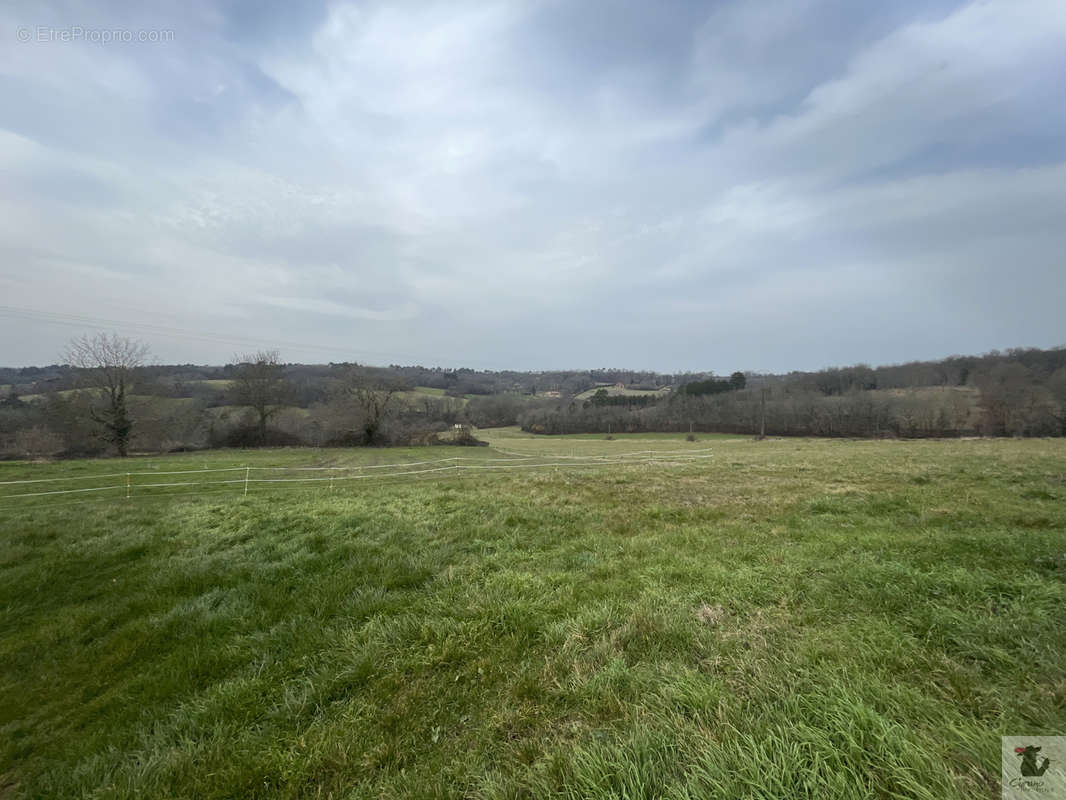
1,431 -> 1064,798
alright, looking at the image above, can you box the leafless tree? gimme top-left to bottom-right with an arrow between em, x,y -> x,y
339,367 -> 409,445
1049,367 -> 1066,435
231,350 -> 288,446
14,426 -> 64,458
63,332 -> 151,456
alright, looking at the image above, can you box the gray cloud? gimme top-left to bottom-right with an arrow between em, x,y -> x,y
1,0 -> 1063,371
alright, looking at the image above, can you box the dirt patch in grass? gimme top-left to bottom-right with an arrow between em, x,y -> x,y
695,604 -> 728,626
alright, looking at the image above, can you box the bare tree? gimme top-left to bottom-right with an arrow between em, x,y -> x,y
231,350 -> 288,446
63,332 -> 151,457
339,367 -> 408,445
1049,367 -> 1066,435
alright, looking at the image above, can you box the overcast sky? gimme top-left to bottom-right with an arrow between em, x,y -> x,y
1,0 -> 1064,372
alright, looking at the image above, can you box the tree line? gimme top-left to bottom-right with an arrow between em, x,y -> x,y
519,360 -> 1066,438
679,372 -> 747,396
1,334 -> 1064,458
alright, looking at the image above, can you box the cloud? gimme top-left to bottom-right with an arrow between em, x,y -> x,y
0,0 -> 1063,370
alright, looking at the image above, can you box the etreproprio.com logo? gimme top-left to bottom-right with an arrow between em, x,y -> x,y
17,26 -> 175,44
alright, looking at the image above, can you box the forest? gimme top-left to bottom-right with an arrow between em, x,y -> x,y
1,342 -> 1064,458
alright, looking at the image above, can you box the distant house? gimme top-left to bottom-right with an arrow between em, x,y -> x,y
543,390 -> 562,398
614,382 -> 625,389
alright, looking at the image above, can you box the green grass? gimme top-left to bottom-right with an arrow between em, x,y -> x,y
2,434 -> 1065,798
397,390 -> 468,408
205,404 -> 312,420
17,392 -> 203,408
15,389 -> 76,402
185,379 -> 236,389
575,386 -> 670,400
486,428 -> 741,448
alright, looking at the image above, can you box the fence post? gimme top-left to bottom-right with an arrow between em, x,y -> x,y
126,472 -> 131,500
244,466 -> 250,497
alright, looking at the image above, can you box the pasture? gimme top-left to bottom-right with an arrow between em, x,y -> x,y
1,432 -> 1064,799
574,386 -> 670,400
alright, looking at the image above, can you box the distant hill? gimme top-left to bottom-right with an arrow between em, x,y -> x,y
2,346 -> 1064,456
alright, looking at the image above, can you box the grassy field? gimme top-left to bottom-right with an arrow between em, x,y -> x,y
1,432 -> 1064,798
186,379 -> 236,389
491,429 -> 741,444
15,384 -> 460,409
574,386 -> 670,400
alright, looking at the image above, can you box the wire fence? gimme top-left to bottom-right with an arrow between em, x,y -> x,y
0,447 -> 716,512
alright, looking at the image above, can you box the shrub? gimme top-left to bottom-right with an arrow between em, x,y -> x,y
211,425 -> 307,448
14,426 -> 65,458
